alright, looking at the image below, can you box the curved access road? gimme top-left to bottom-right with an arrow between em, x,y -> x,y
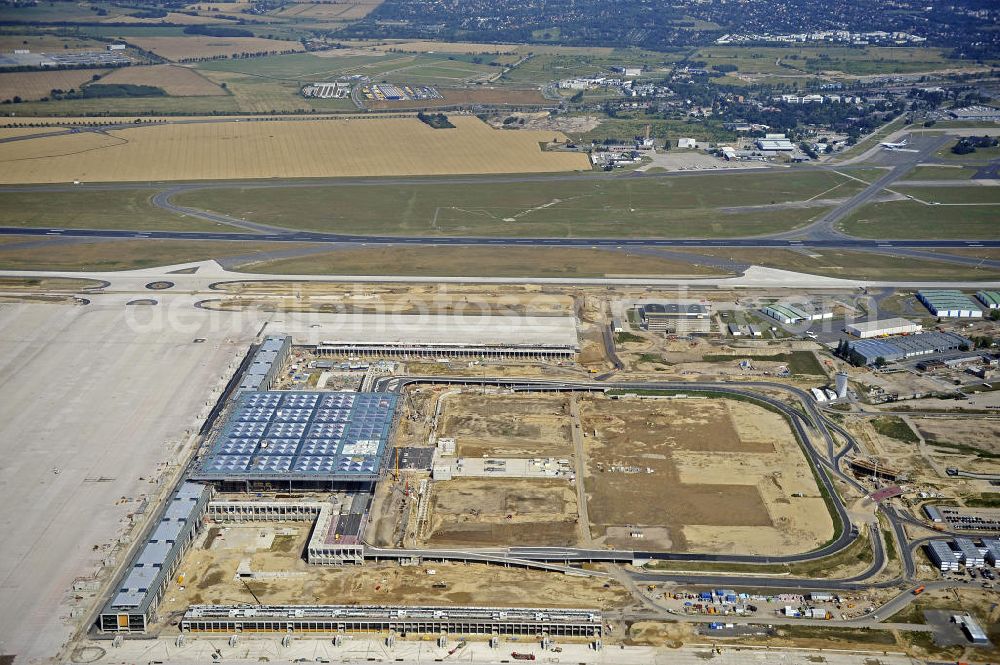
367,376 -> 908,591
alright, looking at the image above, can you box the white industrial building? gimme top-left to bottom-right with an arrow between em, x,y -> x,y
845,317 -> 922,338
677,137 -> 698,148
955,537 -> 985,567
756,133 -> 795,152
925,540 -> 959,571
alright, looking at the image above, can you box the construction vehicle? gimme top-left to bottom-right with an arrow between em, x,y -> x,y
511,653 -> 536,661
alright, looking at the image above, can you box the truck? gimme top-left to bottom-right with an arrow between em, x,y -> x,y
511,653 -> 536,661
912,585 -> 926,595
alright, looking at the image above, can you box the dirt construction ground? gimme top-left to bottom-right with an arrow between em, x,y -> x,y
438,392 -> 573,458
422,478 -> 579,547
155,523 -> 627,627
579,396 -> 833,554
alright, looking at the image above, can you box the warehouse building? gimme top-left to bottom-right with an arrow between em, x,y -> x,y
844,331 -> 971,366
984,538 -> 1000,566
756,133 -> 795,152
761,303 -> 833,324
917,290 -> 983,318
845,317 -> 922,338
977,290 -> 1000,310
955,537 -> 985,566
953,614 -> 989,645
237,335 -> 291,395
925,540 -> 960,571
638,302 -> 711,333
192,391 -> 398,492
98,481 -> 211,633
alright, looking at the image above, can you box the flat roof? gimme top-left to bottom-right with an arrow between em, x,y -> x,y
846,317 -> 919,333
640,303 -> 707,316
107,481 -> 210,612
849,331 -> 970,361
274,313 -> 578,349
193,391 -> 398,482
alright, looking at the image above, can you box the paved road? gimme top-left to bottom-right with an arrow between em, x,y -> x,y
3,225 -> 998,249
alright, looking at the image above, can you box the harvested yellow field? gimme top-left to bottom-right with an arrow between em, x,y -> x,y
98,64 -> 226,96
0,116 -> 590,183
183,1 -> 252,12
106,11 -> 229,24
368,40 -> 615,56
128,36 -> 304,61
0,127 -> 64,139
276,0 -> 382,20
0,69 -> 105,101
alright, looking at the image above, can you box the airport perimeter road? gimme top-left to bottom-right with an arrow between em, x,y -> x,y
3,225 -> 999,250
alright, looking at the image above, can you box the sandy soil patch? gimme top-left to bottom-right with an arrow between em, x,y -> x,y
440,392 -> 572,458
0,116 -> 589,183
155,522 -> 625,624
489,111 -> 602,134
580,396 -> 833,554
912,417 -> 1000,455
424,478 -> 579,547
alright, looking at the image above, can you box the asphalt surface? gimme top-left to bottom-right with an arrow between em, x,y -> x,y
3,225 -> 998,249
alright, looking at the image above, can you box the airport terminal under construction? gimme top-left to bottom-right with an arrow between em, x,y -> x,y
91,320 -> 853,640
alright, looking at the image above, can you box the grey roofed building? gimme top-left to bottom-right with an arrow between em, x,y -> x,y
237,335 -> 291,395
953,614 -> 989,644
925,540 -> 959,571
192,391 -> 398,489
98,481 -> 211,633
917,290 -> 984,318
845,331 -> 971,365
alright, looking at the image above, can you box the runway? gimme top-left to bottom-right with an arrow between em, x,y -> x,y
2,225 -> 998,249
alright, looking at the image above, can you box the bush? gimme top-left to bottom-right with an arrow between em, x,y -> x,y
81,84 -> 166,99
184,25 -> 254,37
416,111 -> 454,129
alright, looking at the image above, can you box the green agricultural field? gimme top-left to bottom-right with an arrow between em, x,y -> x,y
935,143 -> 1000,163
175,171 -> 860,238
0,237 -> 321,271
2,93 -> 242,115
891,184 -> 1000,205
678,248 -> 1000,281
569,117 -> 737,144
692,46 -> 963,77
839,197 -> 999,239
240,245 -> 728,277
198,51 -> 500,86
61,25 -> 189,37
900,165 -> 977,181
498,49 -> 682,86
0,190 -> 229,232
